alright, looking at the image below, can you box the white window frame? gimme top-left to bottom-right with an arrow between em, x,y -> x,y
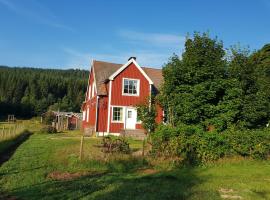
88,85 -> 92,100
122,78 -> 140,96
83,111 -> 86,121
91,83 -> 95,98
111,106 -> 124,123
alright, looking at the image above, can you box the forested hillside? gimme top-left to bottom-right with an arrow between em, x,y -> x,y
0,67 -> 88,118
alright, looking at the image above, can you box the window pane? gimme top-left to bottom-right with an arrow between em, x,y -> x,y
123,79 -> 138,95
113,107 -> 123,121
128,110 -> 132,118
124,79 -> 129,85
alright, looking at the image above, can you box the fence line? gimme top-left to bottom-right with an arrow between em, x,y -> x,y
0,123 -> 25,141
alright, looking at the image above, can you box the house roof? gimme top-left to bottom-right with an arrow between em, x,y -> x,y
42,111 -> 82,119
92,60 -> 163,96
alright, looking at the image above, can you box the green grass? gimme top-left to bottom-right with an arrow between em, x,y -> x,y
0,132 -> 269,200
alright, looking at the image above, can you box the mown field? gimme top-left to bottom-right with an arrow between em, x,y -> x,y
0,128 -> 269,200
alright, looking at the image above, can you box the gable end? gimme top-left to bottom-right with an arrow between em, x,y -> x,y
109,59 -> 154,84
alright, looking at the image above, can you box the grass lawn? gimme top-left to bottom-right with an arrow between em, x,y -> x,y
0,131 -> 269,200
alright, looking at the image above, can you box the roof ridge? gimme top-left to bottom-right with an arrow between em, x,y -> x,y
93,59 -> 161,70
142,66 -> 162,70
94,59 -> 123,66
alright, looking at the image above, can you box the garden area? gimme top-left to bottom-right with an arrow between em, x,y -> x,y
0,130 -> 269,200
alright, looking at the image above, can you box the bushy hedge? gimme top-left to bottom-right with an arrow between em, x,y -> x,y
41,125 -> 57,134
151,125 -> 270,164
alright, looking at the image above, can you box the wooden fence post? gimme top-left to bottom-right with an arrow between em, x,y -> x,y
142,139 -> 145,157
8,126 -> 11,138
1,126 -> 4,138
14,125 -> 17,137
1,126 -> 4,140
79,135 -> 84,161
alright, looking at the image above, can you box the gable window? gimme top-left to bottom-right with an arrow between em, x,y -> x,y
88,85 -> 92,100
91,83 -> 95,98
112,107 -> 123,122
123,78 -> 139,96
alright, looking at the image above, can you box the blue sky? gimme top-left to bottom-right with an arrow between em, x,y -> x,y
0,0 -> 269,69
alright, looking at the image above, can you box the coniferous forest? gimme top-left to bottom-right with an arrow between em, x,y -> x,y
0,67 -> 88,118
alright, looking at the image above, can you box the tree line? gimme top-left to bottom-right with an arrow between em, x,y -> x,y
0,66 -> 88,119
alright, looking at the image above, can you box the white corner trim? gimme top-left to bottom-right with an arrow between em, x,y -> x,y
106,80 -> 112,133
95,96 -> 99,132
92,60 -> 97,95
109,58 -> 154,84
85,61 -> 93,101
122,78 -> 140,96
149,84 -> 152,110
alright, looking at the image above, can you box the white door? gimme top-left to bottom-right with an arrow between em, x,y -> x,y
126,108 -> 136,129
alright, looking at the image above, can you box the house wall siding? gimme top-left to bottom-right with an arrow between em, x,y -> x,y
82,67 -> 97,129
97,96 -> 108,132
109,63 -> 150,133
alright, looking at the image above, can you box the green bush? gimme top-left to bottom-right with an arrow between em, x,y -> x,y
102,136 -> 130,154
225,128 -> 270,159
42,111 -> 55,125
41,125 -> 57,134
151,124 -> 270,164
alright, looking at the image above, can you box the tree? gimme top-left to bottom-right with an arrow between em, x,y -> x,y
161,32 -> 231,131
0,66 -> 88,118
228,45 -> 270,128
136,96 -> 157,134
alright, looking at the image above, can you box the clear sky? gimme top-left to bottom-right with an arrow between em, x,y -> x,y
0,0 -> 269,69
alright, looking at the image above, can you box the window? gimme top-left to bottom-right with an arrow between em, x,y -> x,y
91,83 -> 95,97
123,78 -> 139,95
128,110 -> 132,118
83,111 -> 86,121
112,107 -> 123,122
88,85 -> 91,100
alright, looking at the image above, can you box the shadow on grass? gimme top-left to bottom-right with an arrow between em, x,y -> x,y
0,130 -> 32,166
5,167 -> 217,200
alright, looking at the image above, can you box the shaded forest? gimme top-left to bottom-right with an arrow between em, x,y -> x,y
0,67 -> 88,118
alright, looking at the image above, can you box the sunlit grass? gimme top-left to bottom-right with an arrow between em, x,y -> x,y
0,130 -> 269,200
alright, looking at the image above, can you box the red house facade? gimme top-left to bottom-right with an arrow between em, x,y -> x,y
81,58 -> 163,136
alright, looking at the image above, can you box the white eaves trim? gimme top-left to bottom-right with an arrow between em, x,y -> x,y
108,58 -> 154,85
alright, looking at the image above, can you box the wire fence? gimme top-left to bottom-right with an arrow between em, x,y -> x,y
0,123 -> 25,141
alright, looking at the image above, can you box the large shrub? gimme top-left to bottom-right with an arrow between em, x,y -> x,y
225,128 -> 270,159
152,125 -> 270,164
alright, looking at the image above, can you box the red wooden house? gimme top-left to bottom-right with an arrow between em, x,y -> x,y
81,57 -> 163,137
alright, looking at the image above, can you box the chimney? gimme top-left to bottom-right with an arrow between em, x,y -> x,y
128,56 -> 136,61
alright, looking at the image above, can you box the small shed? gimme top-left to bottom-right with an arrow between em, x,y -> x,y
41,111 -> 82,131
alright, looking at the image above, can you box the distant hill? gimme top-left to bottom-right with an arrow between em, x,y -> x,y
0,66 -> 88,118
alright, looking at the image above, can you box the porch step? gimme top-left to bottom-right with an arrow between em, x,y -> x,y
120,129 -> 147,140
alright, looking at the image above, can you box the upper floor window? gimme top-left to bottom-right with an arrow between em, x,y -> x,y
122,78 -> 140,96
91,83 -> 95,98
88,85 -> 92,100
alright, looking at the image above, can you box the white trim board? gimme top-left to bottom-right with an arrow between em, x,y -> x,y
109,58 -> 154,84
106,80 -> 112,132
